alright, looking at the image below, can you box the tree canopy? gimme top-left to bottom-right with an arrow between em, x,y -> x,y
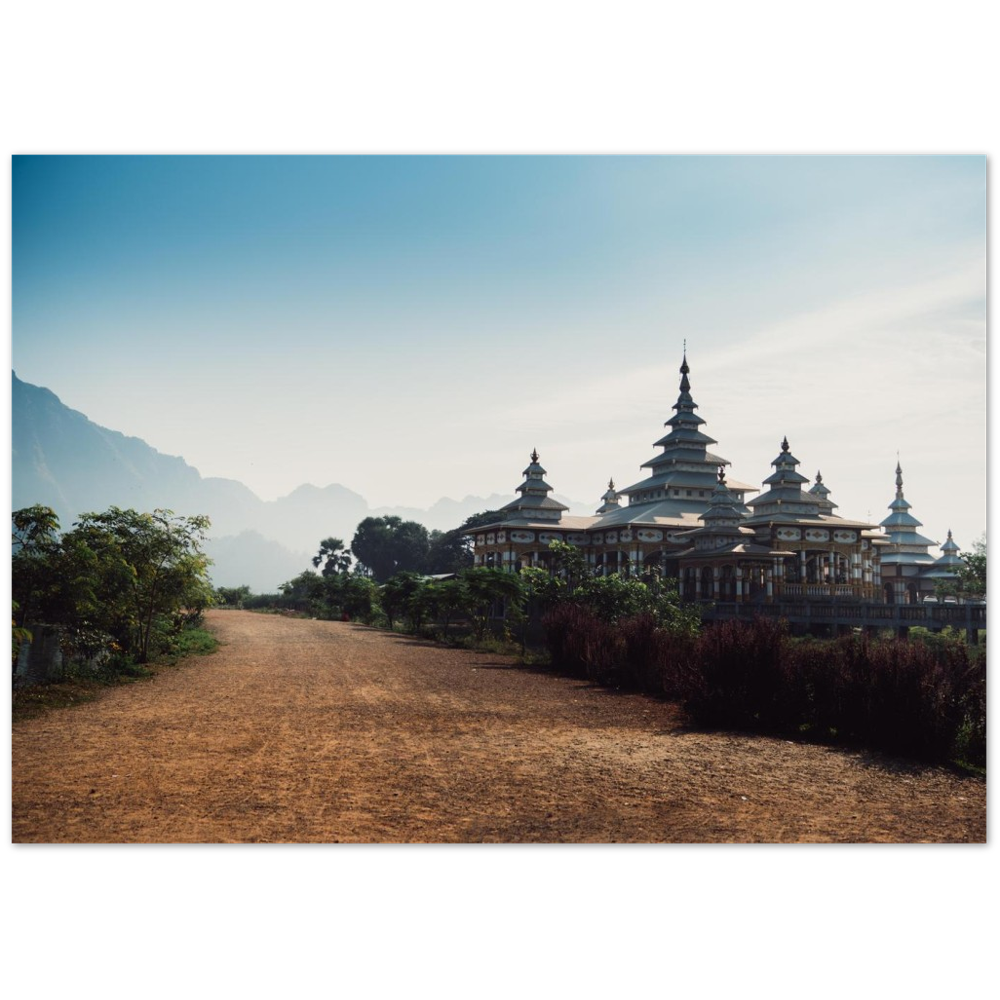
313,537 -> 353,577
959,534 -> 986,596
12,505 -> 213,664
350,516 -> 430,582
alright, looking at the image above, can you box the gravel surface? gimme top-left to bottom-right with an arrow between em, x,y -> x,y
11,610 -> 986,843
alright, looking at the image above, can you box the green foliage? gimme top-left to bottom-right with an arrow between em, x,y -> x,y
313,537 -> 353,577
517,566 -> 566,625
335,575 -> 380,621
415,578 -> 468,636
67,508 -> 213,662
566,571 -> 701,636
215,585 -> 252,608
424,510 -> 504,575
959,534 -> 986,596
11,506 -> 63,628
351,516 -> 431,582
425,528 -> 471,575
161,626 -> 219,663
462,567 -> 525,639
380,571 -> 425,629
12,505 -> 214,666
546,539 -> 589,591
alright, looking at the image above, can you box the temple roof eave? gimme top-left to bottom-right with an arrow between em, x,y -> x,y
622,473 -> 757,494
499,496 -> 569,513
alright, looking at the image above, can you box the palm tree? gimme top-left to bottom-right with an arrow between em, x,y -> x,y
313,537 -> 353,577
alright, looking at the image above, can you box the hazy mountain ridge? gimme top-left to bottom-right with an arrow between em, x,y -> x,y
12,372 -> 591,591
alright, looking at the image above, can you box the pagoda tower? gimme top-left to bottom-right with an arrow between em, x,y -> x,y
745,437 -> 820,521
808,471 -> 838,513
672,467 -> 789,600
878,462 -> 938,604
497,448 -> 569,522
619,350 -> 753,510
922,529 -> 963,588
595,478 -> 621,514
741,438 -> 876,599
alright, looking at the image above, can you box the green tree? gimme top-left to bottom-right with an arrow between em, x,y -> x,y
63,508 -> 213,662
215,585 -> 252,608
462,567 -> 525,639
277,571 -> 325,613
381,571 -> 425,630
312,537 -> 353,577
959,535 -> 986,597
546,539 -> 590,592
425,510 -> 504,575
11,506 -> 62,629
351,516 -> 430,582
425,578 -> 469,637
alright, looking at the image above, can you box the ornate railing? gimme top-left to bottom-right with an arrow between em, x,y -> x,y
781,584 -> 858,598
701,601 -> 985,630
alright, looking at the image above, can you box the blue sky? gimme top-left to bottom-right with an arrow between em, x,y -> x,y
12,154 -> 986,547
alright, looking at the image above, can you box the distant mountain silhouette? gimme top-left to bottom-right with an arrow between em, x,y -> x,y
11,372 -> 591,591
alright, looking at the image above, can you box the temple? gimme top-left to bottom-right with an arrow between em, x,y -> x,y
466,351 -> 962,605
877,464 -> 963,603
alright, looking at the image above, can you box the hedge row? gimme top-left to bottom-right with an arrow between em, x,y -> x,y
542,606 -> 985,767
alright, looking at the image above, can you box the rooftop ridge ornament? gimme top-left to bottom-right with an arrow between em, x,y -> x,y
895,460 -> 904,496
530,447 -> 539,464
781,436 -> 790,453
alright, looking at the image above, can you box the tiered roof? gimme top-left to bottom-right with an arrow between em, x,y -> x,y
878,462 -> 937,566
674,468 -> 786,559
619,350 -> 755,505
497,448 -> 570,522
808,471 -> 838,512
745,437 -> 821,520
923,529 -> 963,581
595,478 -> 621,514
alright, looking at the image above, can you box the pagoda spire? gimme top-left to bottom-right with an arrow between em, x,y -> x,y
808,469 -> 837,511
745,436 -> 816,518
497,447 -> 568,520
885,460 -> 916,520
596,476 -> 621,514
697,462 -> 744,530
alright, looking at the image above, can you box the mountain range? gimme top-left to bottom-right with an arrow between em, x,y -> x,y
11,372 -> 588,591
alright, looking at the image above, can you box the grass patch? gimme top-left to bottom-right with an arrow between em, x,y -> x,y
159,626 -> 219,664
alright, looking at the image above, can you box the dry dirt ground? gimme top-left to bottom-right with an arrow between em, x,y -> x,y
12,610 -> 986,843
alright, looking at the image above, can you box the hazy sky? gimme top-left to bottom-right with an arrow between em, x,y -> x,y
12,155 -> 986,548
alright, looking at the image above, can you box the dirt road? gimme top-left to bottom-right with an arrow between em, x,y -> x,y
11,610 -> 985,843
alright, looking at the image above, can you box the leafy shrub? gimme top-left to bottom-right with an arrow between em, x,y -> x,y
542,606 -> 986,767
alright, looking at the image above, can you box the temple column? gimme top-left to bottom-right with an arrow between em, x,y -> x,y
735,567 -> 743,602
766,566 -> 774,601
713,566 -> 721,600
